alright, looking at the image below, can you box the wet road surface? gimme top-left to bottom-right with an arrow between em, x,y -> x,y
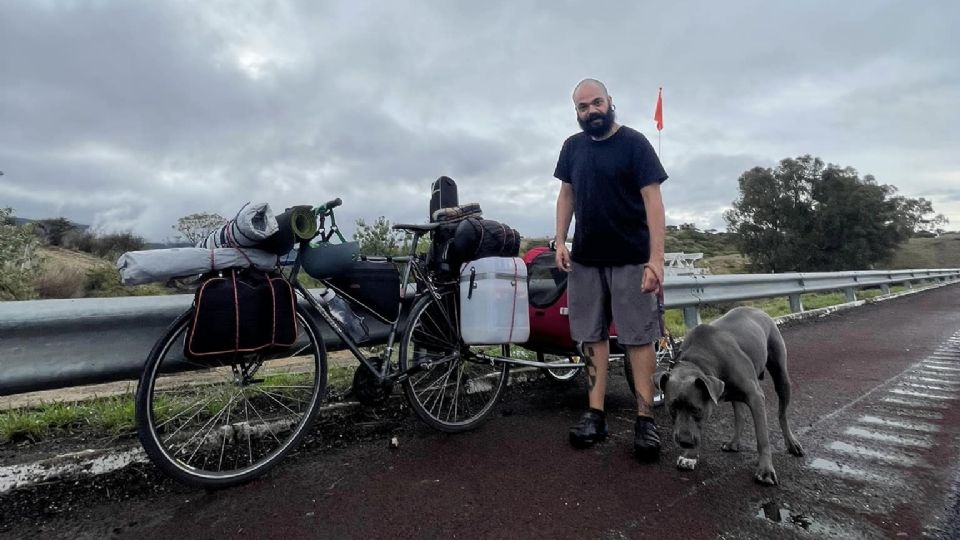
2,284 -> 960,539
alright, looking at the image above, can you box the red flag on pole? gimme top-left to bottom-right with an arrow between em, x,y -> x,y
654,87 -> 664,131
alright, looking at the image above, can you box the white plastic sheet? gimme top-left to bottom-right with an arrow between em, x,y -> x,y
116,248 -> 279,285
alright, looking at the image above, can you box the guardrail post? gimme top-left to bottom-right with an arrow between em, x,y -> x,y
682,306 -> 701,329
903,280 -> 913,289
844,287 -> 856,302
788,294 -> 803,313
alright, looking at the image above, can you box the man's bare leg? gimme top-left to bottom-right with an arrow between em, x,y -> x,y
583,340 -> 610,410
626,343 -> 656,417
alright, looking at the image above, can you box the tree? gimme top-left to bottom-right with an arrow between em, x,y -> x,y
0,207 -> 41,300
353,216 -> 405,256
724,156 -> 820,272
36,217 -> 77,246
172,212 -> 226,245
725,155 -> 946,272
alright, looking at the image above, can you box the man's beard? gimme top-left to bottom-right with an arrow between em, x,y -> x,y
577,105 -> 616,137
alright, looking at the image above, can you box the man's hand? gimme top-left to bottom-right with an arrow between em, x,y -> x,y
641,263 -> 663,294
555,242 -> 572,273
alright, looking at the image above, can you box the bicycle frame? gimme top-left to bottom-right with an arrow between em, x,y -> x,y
283,209 -> 449,386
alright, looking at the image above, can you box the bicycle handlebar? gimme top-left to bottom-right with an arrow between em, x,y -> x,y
315,198 -> 343,216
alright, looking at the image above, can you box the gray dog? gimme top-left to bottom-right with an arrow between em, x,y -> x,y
654,306 -> 804,485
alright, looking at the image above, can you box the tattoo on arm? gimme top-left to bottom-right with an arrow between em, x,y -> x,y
584,345 -> 597,391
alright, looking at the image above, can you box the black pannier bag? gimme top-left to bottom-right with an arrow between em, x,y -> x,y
450,217 -> 521,262
327,261 -> 402,320
429,176 -> 459,221
184,268 -> 297,359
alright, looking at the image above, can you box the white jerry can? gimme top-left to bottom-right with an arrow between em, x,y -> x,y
459,257 -> 530,345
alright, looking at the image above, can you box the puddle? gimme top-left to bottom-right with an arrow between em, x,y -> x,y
826,441 -> 922,467
844,427 -> 931,447
857,415 -> 939,433
756,501 -> 814,530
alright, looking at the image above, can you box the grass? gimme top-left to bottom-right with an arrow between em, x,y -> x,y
0,396 -> 139,443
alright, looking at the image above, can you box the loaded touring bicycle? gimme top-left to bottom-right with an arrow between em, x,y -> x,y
132,183 -> 676,489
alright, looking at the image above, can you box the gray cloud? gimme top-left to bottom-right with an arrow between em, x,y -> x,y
1,0 -> 958,244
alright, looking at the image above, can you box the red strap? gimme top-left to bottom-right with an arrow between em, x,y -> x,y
507,257 -> 519,342
232,270 -> 240,351
225,223 -> 255,267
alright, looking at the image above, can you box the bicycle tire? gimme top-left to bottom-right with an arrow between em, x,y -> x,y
539,352 -> 582,382
135,305 -> 327,489
399,289 -> 509,433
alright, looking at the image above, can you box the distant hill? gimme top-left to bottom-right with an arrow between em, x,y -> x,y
10,216 -> 90,232
887,233 -> 960,269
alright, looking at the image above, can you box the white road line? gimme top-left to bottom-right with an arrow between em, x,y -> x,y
900,382 -> 957,393
808,458 -> 899,485
844,427 -> 931,447
905,376 -> 960,386
881,397 -> 948,409
871,406 -> 943,420
857,415 -> 939,433
888,388 -> 955,400
825,441 -> 923,467
921,365 -> 960,372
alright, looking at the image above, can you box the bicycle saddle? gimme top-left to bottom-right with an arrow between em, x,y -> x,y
392,223 -> 441,233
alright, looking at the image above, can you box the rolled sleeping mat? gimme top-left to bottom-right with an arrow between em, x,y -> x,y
258,205 -> 317,255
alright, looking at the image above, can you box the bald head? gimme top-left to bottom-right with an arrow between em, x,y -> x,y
572,78 -> 609,101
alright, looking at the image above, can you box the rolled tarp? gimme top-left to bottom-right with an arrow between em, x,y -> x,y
117,248 -> 279,285
198,202 -> 279,250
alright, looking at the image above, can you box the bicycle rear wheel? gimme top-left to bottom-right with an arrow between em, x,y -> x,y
135,305 -> 326,489
399,289 -> 509,432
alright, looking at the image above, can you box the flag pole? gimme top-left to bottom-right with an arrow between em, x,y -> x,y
654,87 -> 664,159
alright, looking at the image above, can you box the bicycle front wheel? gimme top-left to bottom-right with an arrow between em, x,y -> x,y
399,289 -> 509,433
135,305 -> 327,489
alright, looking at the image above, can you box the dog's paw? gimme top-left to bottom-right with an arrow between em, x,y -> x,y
787,439 -> 805,457
753,464 -> 778,486
721,441 -> 741,452
676,456 -> 698,470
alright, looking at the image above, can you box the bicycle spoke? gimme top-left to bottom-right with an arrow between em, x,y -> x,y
252,386 -> 301,417
241,392 -> 283,445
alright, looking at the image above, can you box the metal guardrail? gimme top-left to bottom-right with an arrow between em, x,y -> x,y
1,268 -> 958,397
661,268 -> 960,328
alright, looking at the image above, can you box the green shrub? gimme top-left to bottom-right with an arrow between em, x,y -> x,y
0,208 -> 42,300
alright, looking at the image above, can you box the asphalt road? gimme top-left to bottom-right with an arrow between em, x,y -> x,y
2,284 -> 960,539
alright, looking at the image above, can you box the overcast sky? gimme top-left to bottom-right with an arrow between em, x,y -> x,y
2,1 -> 958,242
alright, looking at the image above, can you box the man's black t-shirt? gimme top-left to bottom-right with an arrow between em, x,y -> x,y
554,126 -> 668,266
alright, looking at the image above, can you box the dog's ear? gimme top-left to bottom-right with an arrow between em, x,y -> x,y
652,370 -> 670,392
696,375 -> 725,405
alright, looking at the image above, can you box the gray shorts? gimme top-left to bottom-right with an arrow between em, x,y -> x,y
567,261 -> 660,346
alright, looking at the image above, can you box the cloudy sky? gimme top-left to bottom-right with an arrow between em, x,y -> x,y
2,1 -> 958,242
